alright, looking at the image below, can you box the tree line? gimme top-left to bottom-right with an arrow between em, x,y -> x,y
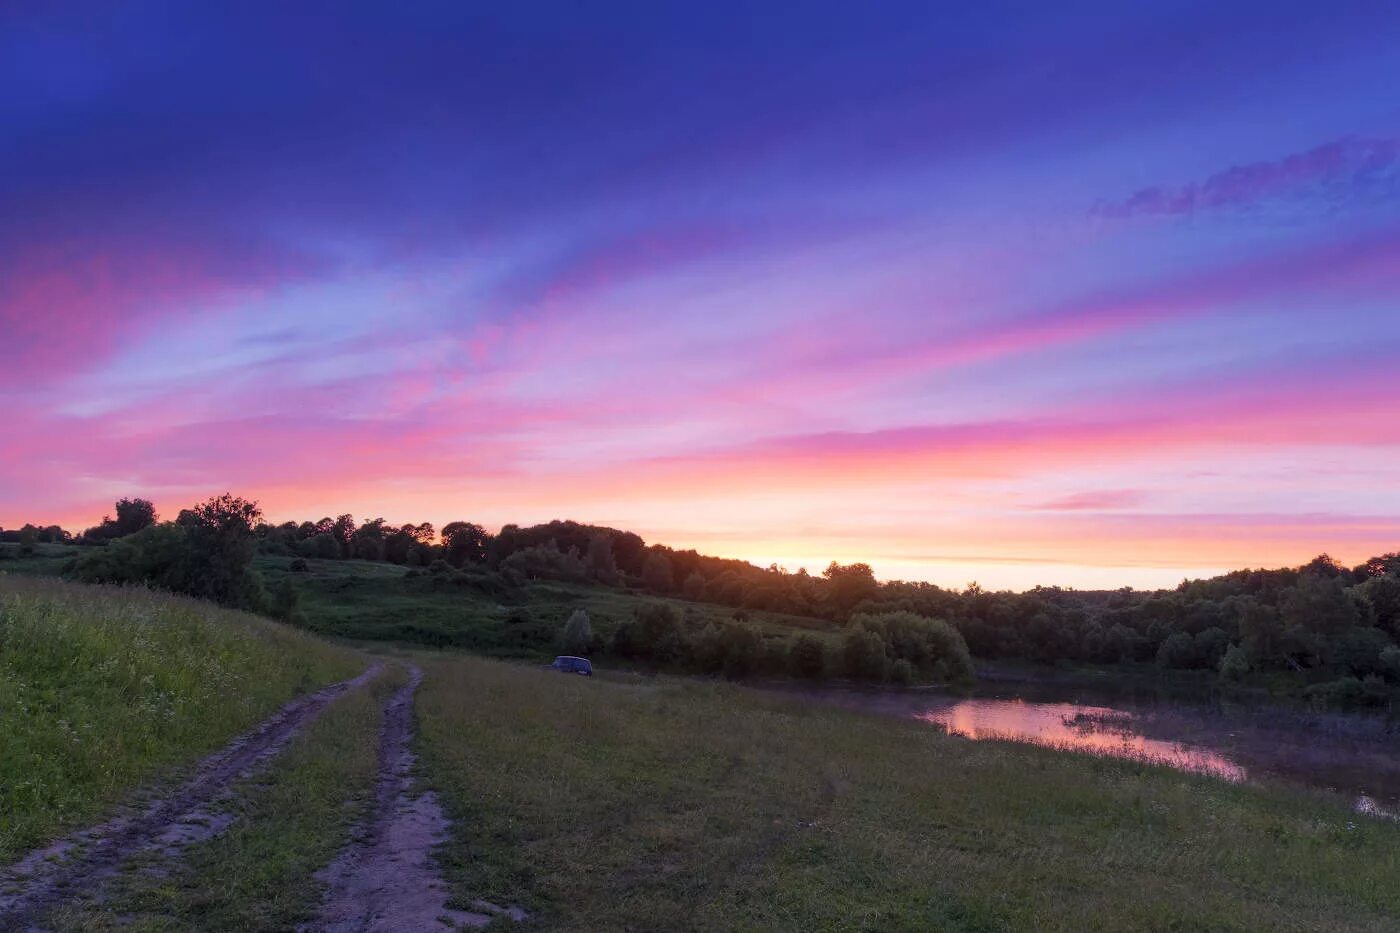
9,494 -> 1400,702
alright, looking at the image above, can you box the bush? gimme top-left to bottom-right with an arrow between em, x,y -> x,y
1218,643 -> 1249,681
890,658 -> 914,685
843,629 -> 888,681
561,609 -> 593,655
788,634 -> 827,678
1304,675 -> 1392,709
682,572 -> 706,601
610,620 -> 644,659
848,611 -> 974,682
1156,632 -> 1198,669
719,623 -> 762,679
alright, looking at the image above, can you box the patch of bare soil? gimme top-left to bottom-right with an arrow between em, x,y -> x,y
0,662 -> 384,930
306,665 -> 525,932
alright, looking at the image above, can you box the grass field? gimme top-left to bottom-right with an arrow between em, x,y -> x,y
0,574 -> 364,862
416,653 -> 1400,931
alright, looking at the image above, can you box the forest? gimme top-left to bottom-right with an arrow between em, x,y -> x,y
5,494 -> 1399,704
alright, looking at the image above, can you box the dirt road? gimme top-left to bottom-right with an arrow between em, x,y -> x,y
306,664 -> 524,931
0,662 -> 384,929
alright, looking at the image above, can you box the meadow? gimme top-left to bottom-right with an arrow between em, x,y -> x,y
0,573 -> 363,862
416,653 -> 1400,931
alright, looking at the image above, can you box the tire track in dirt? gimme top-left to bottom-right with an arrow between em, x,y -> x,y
0,661 -> 385,930
306,665 -> 525,932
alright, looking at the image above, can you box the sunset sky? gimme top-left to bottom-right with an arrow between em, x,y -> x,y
4,1 -> 1400,589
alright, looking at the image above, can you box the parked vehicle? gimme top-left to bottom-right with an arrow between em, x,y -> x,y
550,655 -> 593,676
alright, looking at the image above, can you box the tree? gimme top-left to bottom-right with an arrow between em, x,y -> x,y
1237,599 -> 1285,668
1358,575 -> 1400,636
586,534 -> 620,585
441,521 -> 489,566
1156,632 -> 1197,669
849,610 -> 974,682
823,562 -> 879,619
1218,644 -> 1250,681
112,497 -> 157,537
1281,575 -> 1361,665
788,634 -> 826,678
177,493 -> 266,609
635,603 -> 683,661
719,623 -> 762,679
561,609 -> 593,655
843,629 -> 888,681
331,514 -> 357,557
642,551 -> 673,592
682,571 -> 706,601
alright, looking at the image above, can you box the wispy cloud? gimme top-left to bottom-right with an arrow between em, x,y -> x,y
1093,136 -> 1400,220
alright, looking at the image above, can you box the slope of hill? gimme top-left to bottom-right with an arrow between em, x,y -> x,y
0,574 -> 364,862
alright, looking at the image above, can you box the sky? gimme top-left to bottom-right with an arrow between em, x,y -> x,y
3,0 -> 1400,590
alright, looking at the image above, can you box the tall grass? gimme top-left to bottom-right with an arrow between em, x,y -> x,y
0,574 -> 363,862
417,655 -> 1400,931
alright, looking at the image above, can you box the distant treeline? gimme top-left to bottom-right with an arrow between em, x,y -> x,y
7,495 -> 1400,703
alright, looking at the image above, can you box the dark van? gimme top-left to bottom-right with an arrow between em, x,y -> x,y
550,655 -> 593,676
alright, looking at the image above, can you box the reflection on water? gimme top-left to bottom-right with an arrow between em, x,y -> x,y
918,699 -> 1248,782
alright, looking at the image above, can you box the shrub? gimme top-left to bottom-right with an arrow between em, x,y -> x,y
719,623 -> 762,679
1304,675 -> 1391,708
848,611 -> 974,682
788,634 -> 826,678
642,552 -> 674,592
890,658 -> 914,685
561,609 -> 593,655
499,541 -> 589,584
1218,643 -> 1250,681
610,620 -> 644,659
843,629 -> 888,681
681,571 -> 706,600
1156,632 -> 1198,669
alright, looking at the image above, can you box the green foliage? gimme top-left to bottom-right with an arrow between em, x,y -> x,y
788,634 -> 826,678
585,534 -> 620,585
890,657 -> 915,685
0,575 -> 361,862
1357,574 -> 1400,635
717,622 -> 761,679
73,494 -> 266,610
1218,643 -> 1250,681
560,609 -> 593,655
114,497 -> 157,536
642,551 -> 674,592
1304,675 -> 1392,709
843,628 -> 888,681
681,571 -> 706,601
849,610 -> 975,682
823,561 -> 878,619
1156,631 -> 1197,669
499,540 -> 589,585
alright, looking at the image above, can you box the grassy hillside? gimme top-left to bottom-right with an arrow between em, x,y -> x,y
417,654 -> 1400,931
259,554 -> 839,656
0,574 -> 364,862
